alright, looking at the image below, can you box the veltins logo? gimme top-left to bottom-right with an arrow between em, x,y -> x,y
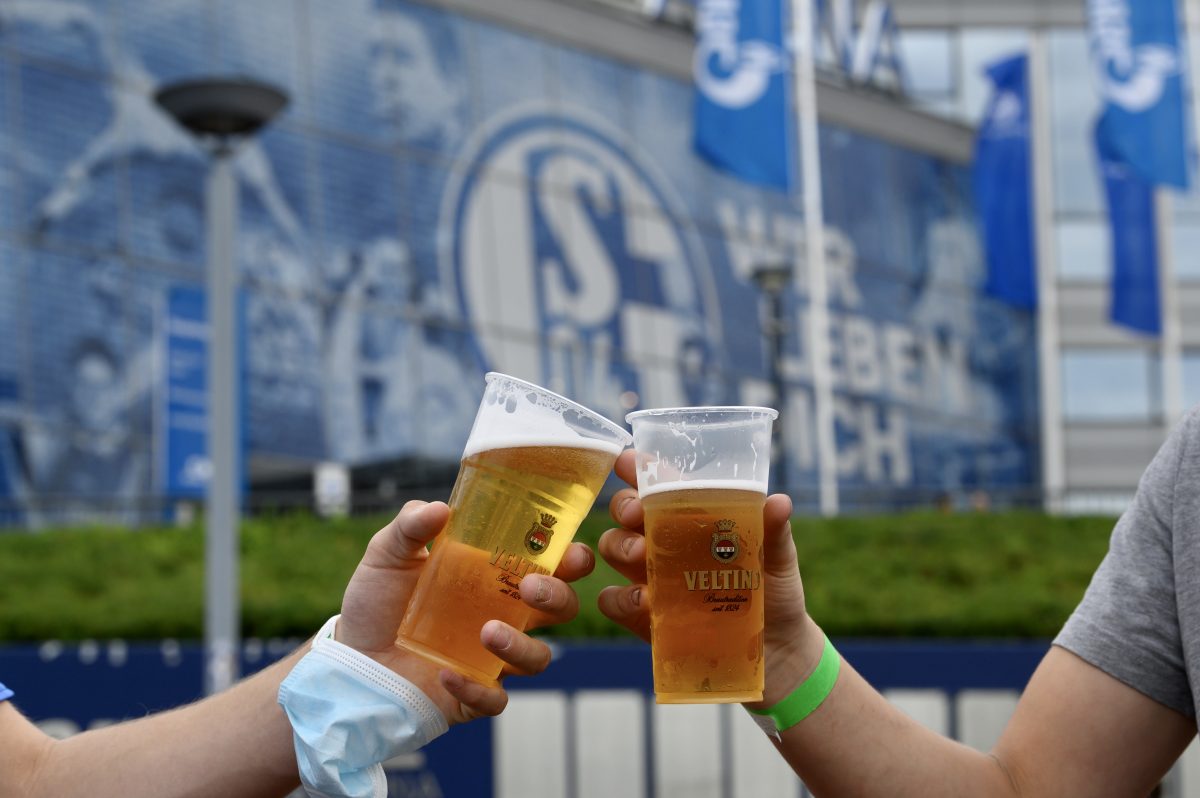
693,0 -> 783,109
1089,0 -> 1178,113
441,105 -> 723,415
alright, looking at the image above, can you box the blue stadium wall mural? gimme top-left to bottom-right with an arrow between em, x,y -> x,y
0,0 -> 1038,525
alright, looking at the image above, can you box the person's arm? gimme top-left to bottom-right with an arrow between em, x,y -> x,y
597,451 -> 1196,797
3,499 -> 588,798
5,648 -> 305,798
734,519 -> 1193,797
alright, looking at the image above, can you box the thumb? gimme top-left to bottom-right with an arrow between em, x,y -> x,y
762,493 -> 799,579
364,500 -> 451,569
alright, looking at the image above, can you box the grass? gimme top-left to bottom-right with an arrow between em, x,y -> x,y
0,511 -> 1116,642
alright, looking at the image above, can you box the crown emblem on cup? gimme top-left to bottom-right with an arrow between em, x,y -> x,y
711,525 -> 740,562
526,512 -> 557,554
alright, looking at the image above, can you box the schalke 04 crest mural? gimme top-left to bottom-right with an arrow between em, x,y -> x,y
0,0 -> 1037,523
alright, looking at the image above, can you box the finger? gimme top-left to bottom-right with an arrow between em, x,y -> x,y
439,669 -> 508,719
763,493 -> 799,578
597,584 -> 651,642
519,574 -> 580,628
552,542 -> 595,583
482,620 -> 554,676
364,500 -> 450,568
608,487 -> 644,530
614,449 -> 637,489
597,527 -> 648,585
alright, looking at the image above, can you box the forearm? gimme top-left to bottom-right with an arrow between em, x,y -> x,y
768,621 -> 1016,798
775,662 -> 1015,797
28,647 -> 304,798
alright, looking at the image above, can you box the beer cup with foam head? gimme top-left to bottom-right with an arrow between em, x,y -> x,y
626,406 -> 778,704
396,373 -> 632,684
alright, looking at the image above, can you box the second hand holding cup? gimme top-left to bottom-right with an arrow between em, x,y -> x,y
396,373 -> 632,685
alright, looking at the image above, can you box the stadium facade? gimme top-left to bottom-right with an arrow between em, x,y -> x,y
893,0 -> 1200,512
13,0 -> 1160,525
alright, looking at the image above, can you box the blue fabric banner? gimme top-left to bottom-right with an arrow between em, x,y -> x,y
1096,121 -> 1162,335
692,0 -> 792,189
1088,0 -> 1190,189
162,286 -> 210,499
160,287 -> 248,500
1087,0 -> 1188,334
973,54 -> 1037,310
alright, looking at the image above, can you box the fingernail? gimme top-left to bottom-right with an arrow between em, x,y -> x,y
534,578 -> 552,605
617,497 -> 632,520
487,624 -> 513,652
630,587 -> 641,608
621,535 -> 635,556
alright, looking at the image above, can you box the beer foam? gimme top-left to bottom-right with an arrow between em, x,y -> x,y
638,478 -> 769,498
463,434 -> 626,459
462,373 -> 632,460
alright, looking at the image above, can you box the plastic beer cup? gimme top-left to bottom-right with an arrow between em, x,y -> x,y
396,373 -> 632,684
626,406 -> 778,704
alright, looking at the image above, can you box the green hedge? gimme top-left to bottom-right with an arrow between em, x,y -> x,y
0,511 -> 1116,641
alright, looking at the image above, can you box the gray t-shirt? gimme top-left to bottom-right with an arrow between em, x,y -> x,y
1055,408 -> 1200,718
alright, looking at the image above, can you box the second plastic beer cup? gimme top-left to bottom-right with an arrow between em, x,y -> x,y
396,372 -> 632,684
626,406 -> 777,704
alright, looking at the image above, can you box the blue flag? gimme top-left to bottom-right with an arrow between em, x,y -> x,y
692,0 -> 792,190
974,54 -> 1036,310
1089,0 -> 1190,189
1088,0 -> 1190,334
1097,121 -> 1162,334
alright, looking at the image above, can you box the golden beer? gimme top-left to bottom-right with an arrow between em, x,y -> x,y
397,443 -> 617,683
644,486 -> 766,703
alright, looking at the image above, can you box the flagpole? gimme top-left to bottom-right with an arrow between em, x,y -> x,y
1157,190 -> 1183,425
790,0 -> 838,517
1170,0 -> 1200,426
1029,32 -> 1065,514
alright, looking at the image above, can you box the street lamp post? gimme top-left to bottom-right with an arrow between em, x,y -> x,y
752,264 -> 792,498
154,78 -> 288,695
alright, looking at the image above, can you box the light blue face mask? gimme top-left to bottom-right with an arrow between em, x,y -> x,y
278,615 -> 449,798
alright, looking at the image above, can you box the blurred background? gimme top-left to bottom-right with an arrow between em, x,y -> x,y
1,0 -> 1197,795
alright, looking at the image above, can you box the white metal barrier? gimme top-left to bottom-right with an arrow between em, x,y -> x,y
495,689 -> 1200,798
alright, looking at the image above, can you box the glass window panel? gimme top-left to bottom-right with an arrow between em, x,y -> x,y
1172,222 -> 1200,280
959,29 -> 1028,123
898,30 -> 954,97
1171,185 -> 1200,215
1062,349 -> 1158,421
1056,220 -> 1108,280
1049,29 -> 1104,214
1184,351 -> 1200,410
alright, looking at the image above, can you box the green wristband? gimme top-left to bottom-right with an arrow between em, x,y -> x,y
748,634 -> 840,734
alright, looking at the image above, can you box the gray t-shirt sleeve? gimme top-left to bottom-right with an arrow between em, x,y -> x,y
1054,411 -> 1194,717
